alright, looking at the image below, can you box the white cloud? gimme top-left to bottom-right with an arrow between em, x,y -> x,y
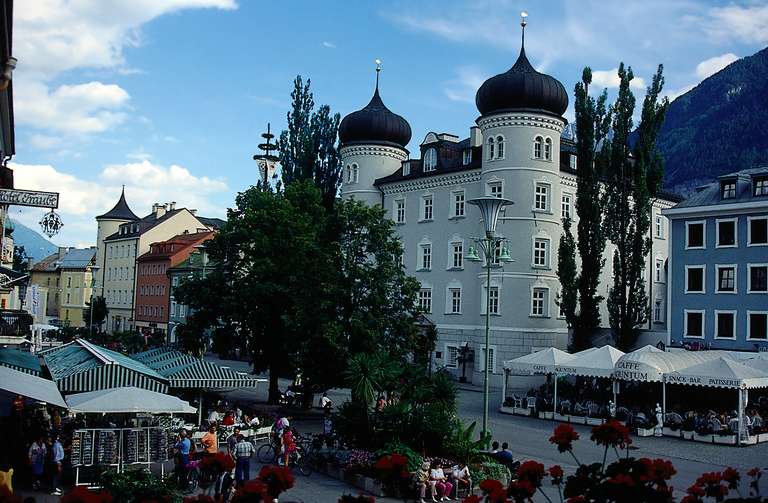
698,4 -> 768,44
444,66 -> 487,103
322,41 -> 337,48
9,160 -> 229,245
28,134 -> 64,150
695,53 -> 739,79
590,68 -> 646,91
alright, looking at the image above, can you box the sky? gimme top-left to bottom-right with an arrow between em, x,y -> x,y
9,0 -> 768,247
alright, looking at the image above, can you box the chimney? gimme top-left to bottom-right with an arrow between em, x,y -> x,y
189,209 -> 197,215
153,202 -> 166,219
470,126 -> 482,147
169,201 -> 176,211
58,247 -> 69,259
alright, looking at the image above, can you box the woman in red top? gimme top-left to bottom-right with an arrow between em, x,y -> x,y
222,412 -> 235,426
281,429 -> 296,467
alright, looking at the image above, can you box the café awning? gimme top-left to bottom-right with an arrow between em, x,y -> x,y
614,346 -> 730,382
132,348 -> 264,389
0,347 -> 42,376
554,345 -> 625,378
0,365 -> 67,408
664,357 -> 768,389
66,387 -> 197,414
503,347 -> 574,375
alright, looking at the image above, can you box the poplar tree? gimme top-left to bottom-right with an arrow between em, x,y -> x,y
605,65 -> 668,350
556,217 -> 577,328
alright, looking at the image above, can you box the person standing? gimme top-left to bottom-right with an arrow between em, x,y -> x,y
28,435 -> 47,490
50,433 -> 64,496
233,434 -> 254,486
174,429 -> 192,476
201,424 -> 218,456
227,427 -> 241,456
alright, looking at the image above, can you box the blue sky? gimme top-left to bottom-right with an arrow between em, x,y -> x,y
10,0 -> 768,247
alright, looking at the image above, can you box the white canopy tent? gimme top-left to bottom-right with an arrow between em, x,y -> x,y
503,348 -> 577,414
554,345 -> 626,407
0,365 -> 68,408
66,387 -> 197,414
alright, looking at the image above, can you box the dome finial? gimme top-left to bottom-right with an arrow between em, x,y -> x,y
375,59 -> 382,91
520,11 -> 528,53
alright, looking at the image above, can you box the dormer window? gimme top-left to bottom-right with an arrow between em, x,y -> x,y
754,177 -> 768,196
462,149 -> 472,165
721,180 -> 736,199
423,148 -> 437,172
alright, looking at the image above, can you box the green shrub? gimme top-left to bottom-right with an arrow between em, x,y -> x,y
99,468 -> 179,503
471,458 -> 511,485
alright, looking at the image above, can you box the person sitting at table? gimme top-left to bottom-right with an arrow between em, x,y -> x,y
222,411 -> 235,426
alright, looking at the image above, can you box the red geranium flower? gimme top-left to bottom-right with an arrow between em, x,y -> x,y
61,487 -> 113,503
566,496 -> 586,503
680,496 -> 701,503
461,496 -> 482,503
638,458 -> 676,484
748,467 -> 762,478
548,465 -> 564,485
508,479 -> 535,502
723,467 -> 740,489
479,479 -> 505,494
257,465 -> 295,498
549,424 -> 580,453
686,484 -> 705,497
590,420 -> 632,449
607,473 -> 636,487
231,480 -> 273,503
517,460 -> 546,488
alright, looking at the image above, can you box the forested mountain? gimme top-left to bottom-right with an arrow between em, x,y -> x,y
659,47 -> 768,196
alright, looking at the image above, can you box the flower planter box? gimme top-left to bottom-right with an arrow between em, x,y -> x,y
694,433 -> 714,444
681,430 -> 695,440
570,415 -> 587,425
553,413 -> 570,422
714,435 -> 737,445
499,406 -> 515,415
512,407 -> 531,416
741,436 -> 757,446
757,433 -> 768,444
586,417 -> 604,426
636,427 -> 655,437
663,427 -> 682,438
539,411 -> 554,420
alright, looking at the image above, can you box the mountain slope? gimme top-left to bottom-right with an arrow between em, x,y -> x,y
9,218 -> 58,262
659,46 -> 768,195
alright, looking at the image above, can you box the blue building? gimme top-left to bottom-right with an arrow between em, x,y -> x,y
663,167 -> 768,351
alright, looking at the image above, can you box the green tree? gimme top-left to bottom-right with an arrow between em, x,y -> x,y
278,75 -> 342,208
556,217 -> 578,328
605,64 -> 669,350
12,245 -> 28,272
571,68 -> 612,350
83,296 -> 108,331
344,352 -> 399,405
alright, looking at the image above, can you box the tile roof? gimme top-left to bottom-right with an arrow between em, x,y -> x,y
59,248 -> 96,269
196,216 -> 226,229
104,208 -> 185,241
672,166 -> 768,209
30,253 -> 60,272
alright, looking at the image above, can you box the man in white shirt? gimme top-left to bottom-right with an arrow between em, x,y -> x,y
207,409 -> 219,425
320,392 -> 332,409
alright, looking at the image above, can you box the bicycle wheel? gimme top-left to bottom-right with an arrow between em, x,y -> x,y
257,443 -> 277,463
296,453 -> 312,476
186,468 -> 199,492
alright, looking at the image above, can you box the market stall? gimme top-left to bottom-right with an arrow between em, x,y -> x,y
554,345 -> 625,408
0,347 -> 42,376
66,387 -> 197,414
0,364 -> 67,407
503,347 -> 576,415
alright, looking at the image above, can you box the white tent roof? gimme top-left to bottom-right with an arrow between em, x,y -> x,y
664,357 -> 768,389
0,365 -> 67,408
554,345 -> 625,378
503,347 -> 574,375
613,346 -> 727,382
66,387 -> 197,414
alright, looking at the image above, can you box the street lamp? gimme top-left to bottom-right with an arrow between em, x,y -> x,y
466,196 -> 514,446
89,265 -> 100,338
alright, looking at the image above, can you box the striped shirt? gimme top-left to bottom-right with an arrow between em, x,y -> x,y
233,440 -> 254,459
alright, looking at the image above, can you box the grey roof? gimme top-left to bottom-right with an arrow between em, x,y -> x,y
96,188 -> 139,221
30,253 -> 60,272
196,216 -> 226,229
672,166 -> 768,209
104,209 -> 185,241
59,248 -> 96,269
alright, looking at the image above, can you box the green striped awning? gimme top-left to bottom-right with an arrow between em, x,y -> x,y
0,348 -> 42,376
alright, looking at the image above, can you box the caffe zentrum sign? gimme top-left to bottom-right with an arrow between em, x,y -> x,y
0,189 -> 59,208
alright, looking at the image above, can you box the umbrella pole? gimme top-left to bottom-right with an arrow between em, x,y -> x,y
198,392 -> 203,426
502,369 -> 508,408
662,380 -> 666,418
738,388 -> 744,446
613,379 -> 618,409
553,374 -> 558,415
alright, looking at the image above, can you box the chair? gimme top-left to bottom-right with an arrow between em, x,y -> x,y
526,397 -> 537,410
559,400 -> 571,414
665,412 -> 683,426
587,404 -> 600,418
573,403 -> 586,416
512,394 -> 523,408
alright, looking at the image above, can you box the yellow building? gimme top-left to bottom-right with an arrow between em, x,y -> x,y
29,250 -> 65,319
29,247 -> 96,326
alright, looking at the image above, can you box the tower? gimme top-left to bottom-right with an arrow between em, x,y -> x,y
94,187 -> 138,297
338,61 -> 412,206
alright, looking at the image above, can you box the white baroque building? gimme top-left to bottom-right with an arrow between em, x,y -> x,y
339,41 -> 679,386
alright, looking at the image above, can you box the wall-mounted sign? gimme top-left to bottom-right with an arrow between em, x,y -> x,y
39,210 -> 63,238
0,188 -> 59,208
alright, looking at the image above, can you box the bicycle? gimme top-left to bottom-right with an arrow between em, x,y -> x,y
256,441 -> 278,464
286,446 -> 312,476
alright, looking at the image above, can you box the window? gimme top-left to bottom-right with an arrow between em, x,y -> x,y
488,286 -> 499,315
402,163 -> 411,176
755,178 -> 768,196
716,265 -> 736,293
721,181 -> 736,199
395,199 -> 406,224
66,293 -> 70,304
544,138 -> 552,160
421,195 -> 433,221
655,259 -> 664,283
531,288 -> 547,317
420,244 -> 432,270
480,347 -> 495,373
655,215 -> 664,238
449,288 -> 462,314
748,217 -> 768,245
496,135 -> 504,158
487,137 -> 495,160
418,288 -> 432,313
534,183 -> 550,211
748,312 -> 768,340
533,136 -> 543,159
352,164 -> 359,183
490,240 -> 502,266
423,148 -> 437,171
345,165 -> 351,183
462,149 -> 472,165
654,300 -> 663,322
451,190 -> 465,218
67,277 -> 71,287
561,194 -> 572,219
533,239 -> 549,268
715,311 -> 736,339
684,310 -> 705,338
488,182 -> 502,198
451,242 -> 463,269
686,221 -> 705,249
569,154 -> 577,170
716,218 -> 737,247
445,345 -> 459,368
686,266 -> 705,293
749,264 -> 768,293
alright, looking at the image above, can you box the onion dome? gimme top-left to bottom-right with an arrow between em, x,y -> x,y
475,20 -> 568,117
96,186 -> 139,221
339,67 -> 411,149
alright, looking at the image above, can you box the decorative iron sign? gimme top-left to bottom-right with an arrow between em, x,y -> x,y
0,188 -> 59,208
39,209 -> 64,238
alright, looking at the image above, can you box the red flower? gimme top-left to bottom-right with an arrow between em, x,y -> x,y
686,484 -> 705,497
748,467 -> 762,478
257,465 -> 295,498
232,480 -> 274,503
590,420 -> 632,449
517,460 -> 546,489
638,458 -> 676,484
549,424 -> 580,453
61,487 -> 113,503
723,467 -> 740,489
566,497 -> 586,503
607,473 -> 636,487
461,496 -> 482,503
680,496 -> 702,503
548,465 -> 564,485
508,479 -> 535,502
479,479 -> 505,494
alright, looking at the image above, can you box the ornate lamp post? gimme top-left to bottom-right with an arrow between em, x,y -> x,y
466,196 -> 514,445
253,123 -> 279,190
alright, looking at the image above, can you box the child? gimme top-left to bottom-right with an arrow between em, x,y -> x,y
281,428 -> 296,467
